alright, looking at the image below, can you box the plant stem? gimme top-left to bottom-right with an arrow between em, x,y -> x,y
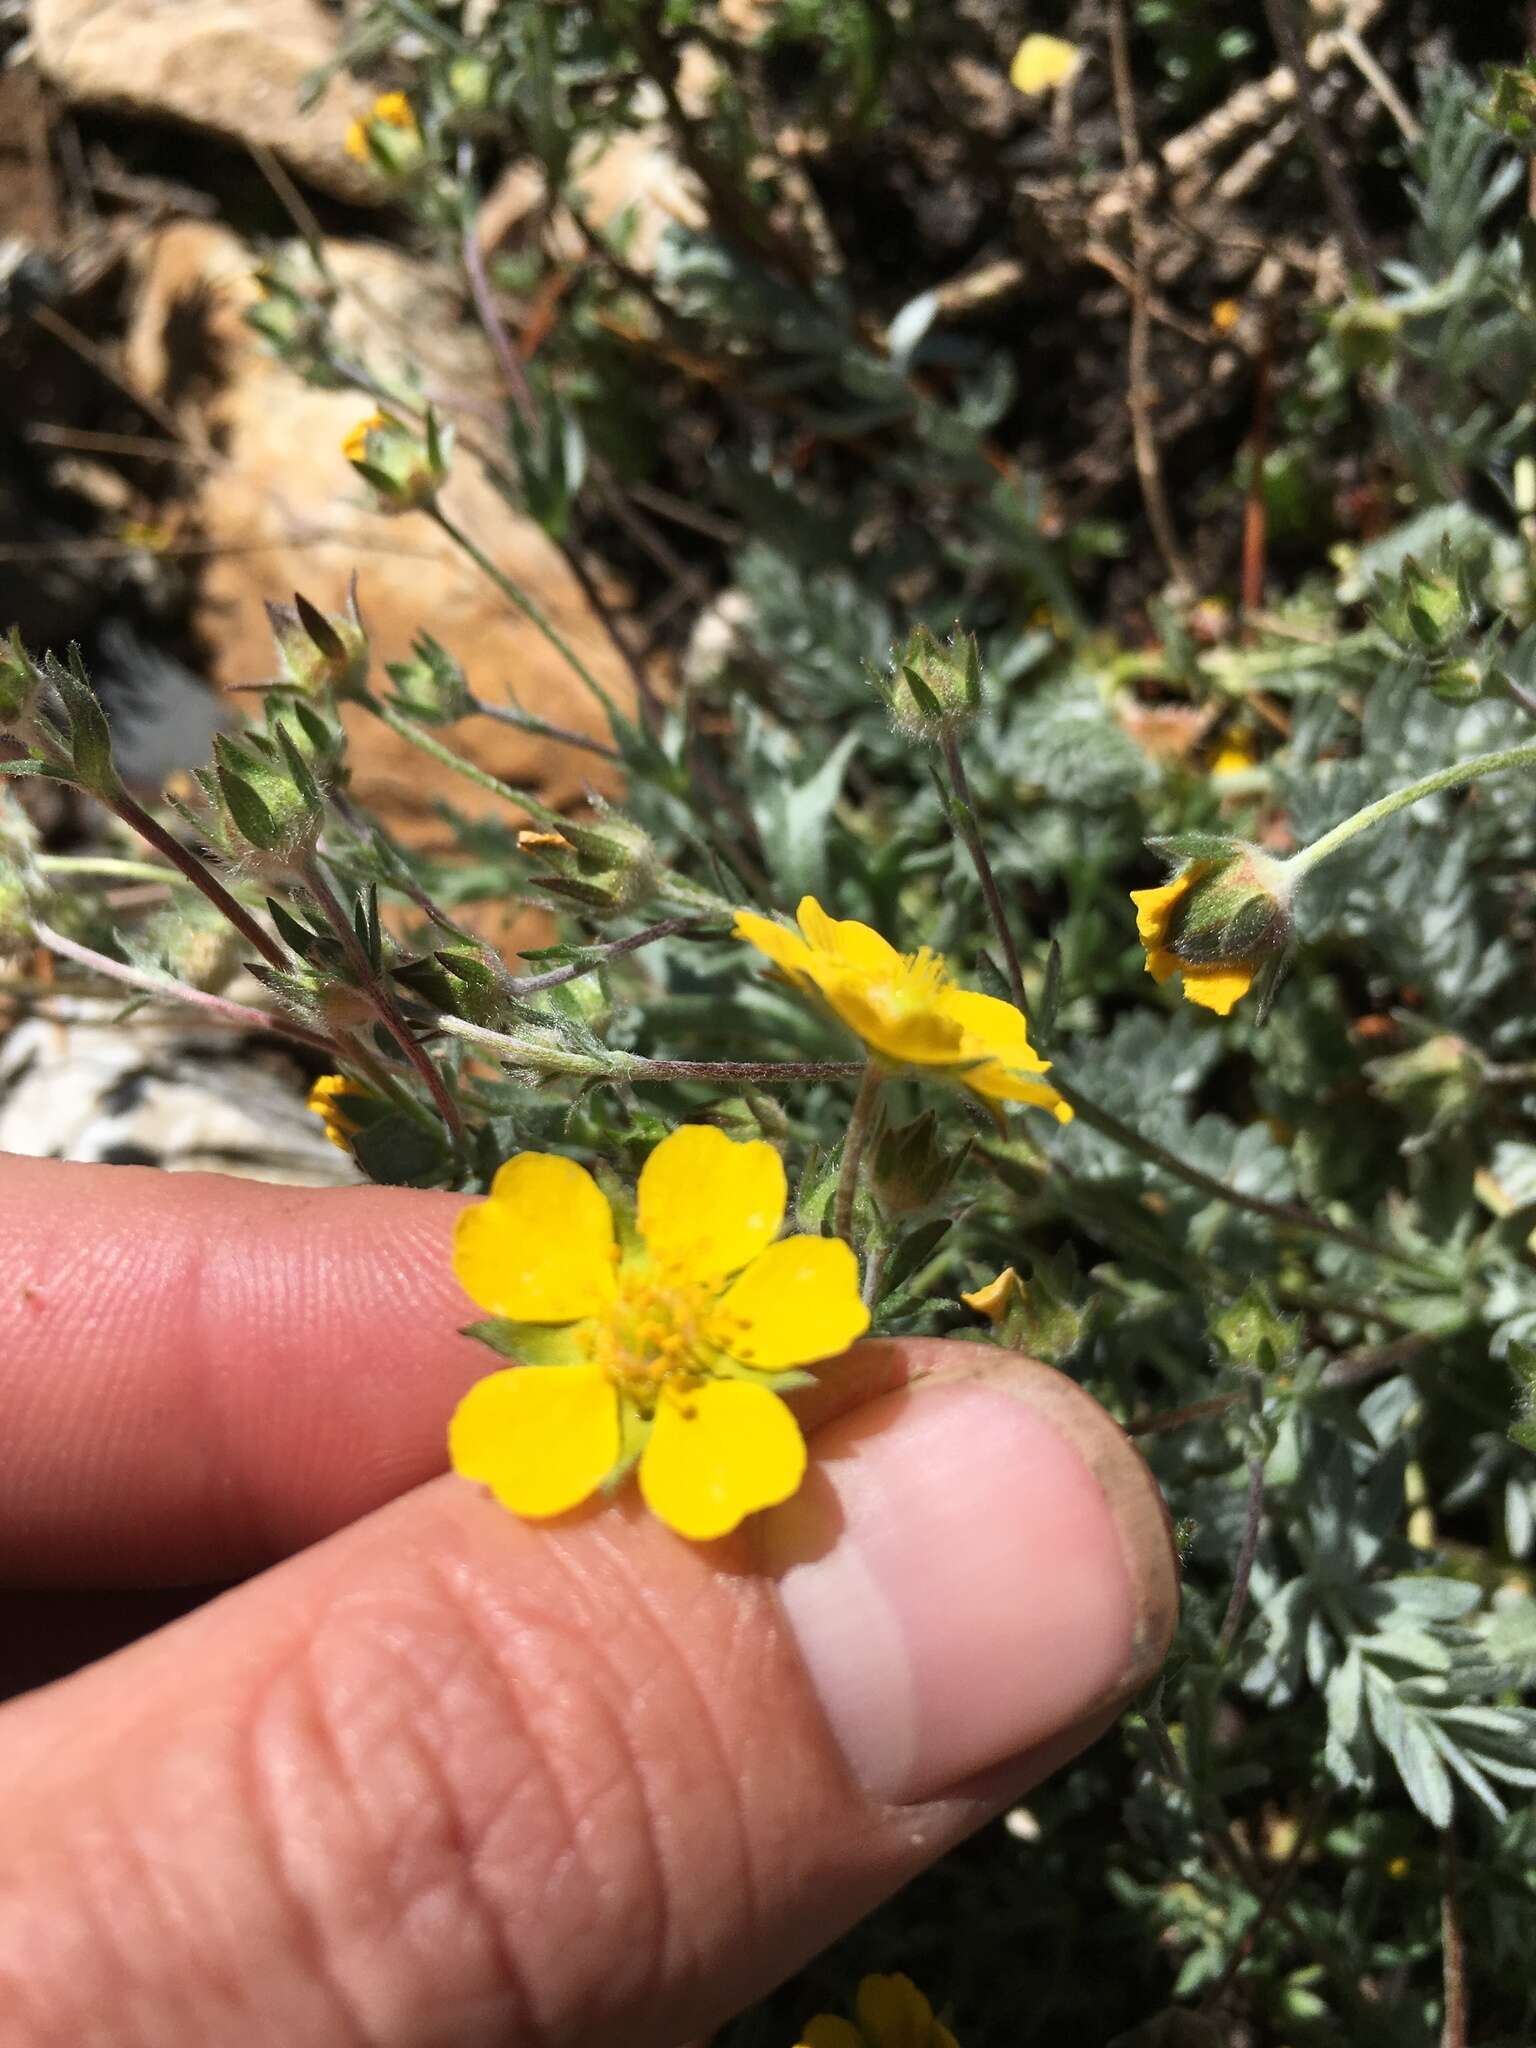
507,916 -> 698,994
99,786 -> 290,973
301,856 -> 467,1150
369,697 -> 531,808
1287,741 -> 1536,877
941,731 -> 1029,1017
36,855 -> 199,885
468,693 -> 622,766
833,1063 -> 885,1244
31,917 -> 332,1053
1216,1442 -> 1266,1661
1051,1075 -> 1419,1268
1259,0 -> 1379,288
428,502 -> 625,733
435,1012 -> 862,1086
1440,1827 -> 1469,2048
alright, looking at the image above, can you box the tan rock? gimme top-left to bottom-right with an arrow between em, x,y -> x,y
122,221 -> 635,952
32,0 -> 379,200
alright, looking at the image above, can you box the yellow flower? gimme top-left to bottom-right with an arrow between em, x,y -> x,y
307,1072 -> 365,1149
733,896 -> 1070,1121
449,1126 -> 870,1540
960,1266 -> 1018,1324
1210,733 -> 1258,777
1131,871 -> 1255,1016
345,92 -> 421,169
1211,297 -> 1243,334
1009,32 -> 1083,96
797,1972 -> 959,2048
341,413 -> 388,465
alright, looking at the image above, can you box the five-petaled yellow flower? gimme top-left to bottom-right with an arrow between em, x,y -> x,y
734,896 -> 1070,1122
1131,870 -> 1254,1016
449,1126 -> 869,1541
797,1972 -> 959,2048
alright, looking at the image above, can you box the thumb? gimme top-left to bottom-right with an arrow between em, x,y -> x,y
0,1341 -> 1176,2048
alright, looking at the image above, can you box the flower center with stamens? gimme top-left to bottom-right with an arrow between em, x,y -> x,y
587,1261 -> 717,1414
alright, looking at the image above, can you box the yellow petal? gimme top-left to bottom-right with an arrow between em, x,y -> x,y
1180,961 -> 1255,1016
449,1364 -> 619,1519
1142,942 -> 1181,986
857,1973 -> 938,2048
820,976 -> 965,1067
344,118 -> 370,164
733,907 -> 817,980
938,987 -> 1051,1072
799,2023 -> 866,2048
1010,32 -> 1082,95
1130,874 -> 1191,949
796,896 -> 904,977
961,1266 -> 1018,1323
636,1125 -> 787,1283
453,1153 -> 617,1321
638,1380 -> 806,1539
712,1234 -> 869,1370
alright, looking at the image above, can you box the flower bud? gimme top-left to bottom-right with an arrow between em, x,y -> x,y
1131,838 -> 1294,1017
342,408 -> 450,514
1366,1030 -> 1483,1130
518,804 -> 659,913
875,624 -> 983,744
266,583 -> 370,700
211,729 -> 324,862
0,628 -> 45,742
344,91 -> 424,177
385,632 -> 471,725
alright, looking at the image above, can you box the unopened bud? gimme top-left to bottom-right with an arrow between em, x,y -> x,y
873,1109 -> 963,1215
875,624 -> 983,744
267,582 -> 370,700
342,408 -> 450,514
519,805 -> 659,912
385,632 -> 471,724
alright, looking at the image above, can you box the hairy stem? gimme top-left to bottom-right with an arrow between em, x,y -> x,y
833,1063 -> 886,1244
301,856 -> 467,1149
1288,741 -> 1536,877
101,787 -> 289,973
32,917 -> 331,1053
941,731 -> 1029,1017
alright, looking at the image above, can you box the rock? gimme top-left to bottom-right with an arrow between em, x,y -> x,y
32,0 -> 379,201
0,995 -> 360,1185
121,221 -> 635,950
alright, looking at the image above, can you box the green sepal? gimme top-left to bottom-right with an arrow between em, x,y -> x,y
1145,832 -> 1242,863
460,1318 -> 590,1366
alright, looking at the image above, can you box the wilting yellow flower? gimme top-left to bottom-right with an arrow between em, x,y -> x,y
307,1072 -> 365,1148
341,413 -> 388,465
449,1126 -> 869,1540
960,1266 -> 1019,1324
341,407 -> 450,510
798,1973 -> 959,2048
1132,872 -> 1253,1016
1130,848 -> 1292,1018
734,896 -> 1070,1121
1010,33 -> 1083,96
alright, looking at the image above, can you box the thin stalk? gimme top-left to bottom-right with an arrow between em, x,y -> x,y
507,916 -> 697,995
435,1012 -> 861,1087
468,692 -> 622,766
1288,741 -> 1536,877
834,1063 -> 886,1244
100,786 -> 289,973
32,917 -> 332,1053
1052,1075 -> 1419,1268
428,502 -> 624,732
36,855 -> 199,885
1440,1827 -> 1469,2048
369,698 -> 530,807
301,857 -> 467,1150
1260,0 -> 1379,287
941,731 -> 1028,1017
1216,1443 -> 1267,1661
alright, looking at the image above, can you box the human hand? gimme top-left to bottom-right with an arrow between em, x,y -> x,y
0,1158 -> 1177,2046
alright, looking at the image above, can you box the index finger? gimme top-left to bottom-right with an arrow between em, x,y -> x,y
0,1157 -> 477,1582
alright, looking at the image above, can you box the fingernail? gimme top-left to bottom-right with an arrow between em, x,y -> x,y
758,1353 -> 1178,1804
